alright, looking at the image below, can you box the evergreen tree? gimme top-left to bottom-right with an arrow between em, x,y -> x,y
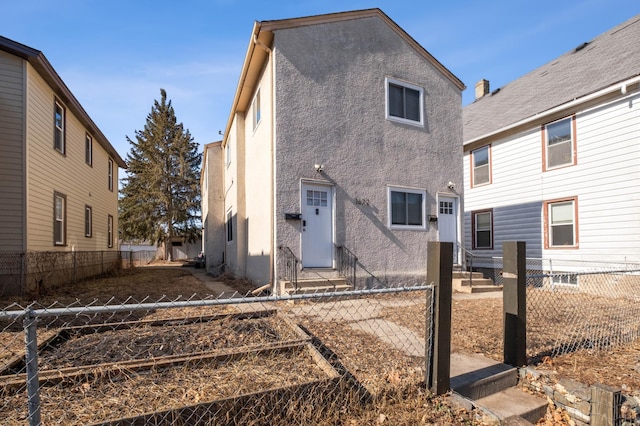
119,89 -> 202,260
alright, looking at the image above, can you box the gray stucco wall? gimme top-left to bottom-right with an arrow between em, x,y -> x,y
273,16 -> 463,283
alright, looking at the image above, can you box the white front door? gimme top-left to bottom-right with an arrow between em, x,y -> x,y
301,183 -> 333,268
438,196 -> 459,264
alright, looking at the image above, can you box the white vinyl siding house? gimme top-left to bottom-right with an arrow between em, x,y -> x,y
463,14 -> 640,265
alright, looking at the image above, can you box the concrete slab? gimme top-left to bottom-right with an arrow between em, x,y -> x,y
451,353 -> 517,400
476,387 -> 548,424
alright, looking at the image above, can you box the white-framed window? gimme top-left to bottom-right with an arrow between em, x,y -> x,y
107,215 -> 114,248
108,158 -> 114,191
252,88 -> 261,130
85,133 -> 93,166
545,197 -> 578,248
543,116 -> 576,170
387,186 -> 426,230
472,210 -> 493,249
85,206 -> 92,237
472,145 -> 491,187
385,77 -> 424,126
54,100 -> 65,154
226,209 -> 234,242
54,192 -> 66,245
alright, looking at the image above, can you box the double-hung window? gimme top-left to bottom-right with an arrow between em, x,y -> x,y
226,209 -> 234,242
107,215 -> 114,248
108,158 -> 114,191
545,198 -> 578,248
85,134 -> 93,166
252,89 -> 261,130
471,145 -> 491,186
54,192 -> 66,245
543,116 -> 576,170
472,210 -> 493,249
54,100 -> 65,154
388,186 -> 426,230
385,77 -> 424,126
85,206 -> 92,237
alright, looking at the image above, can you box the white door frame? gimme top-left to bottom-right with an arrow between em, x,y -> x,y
436,193 -> 461,264
300,181 -> 335,268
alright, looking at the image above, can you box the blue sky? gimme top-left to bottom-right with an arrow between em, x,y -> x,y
2,1 -> 638,164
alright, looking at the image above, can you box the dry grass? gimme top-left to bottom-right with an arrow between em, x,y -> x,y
2,266 -> 638,425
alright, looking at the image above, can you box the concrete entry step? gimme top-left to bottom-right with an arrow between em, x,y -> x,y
450,353 -> 547,424
451,353 -> 517,400
476,387 -> 548,424
281,278 -> 352,294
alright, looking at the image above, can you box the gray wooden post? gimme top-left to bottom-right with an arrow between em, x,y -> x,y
426,241 -> 453,395
502,241 -> 527,367
24,310 -> 41,426
591,384 -> 622,426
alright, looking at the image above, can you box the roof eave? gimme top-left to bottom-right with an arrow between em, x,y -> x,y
464,76 -> 640,151
0,36 -> 127,168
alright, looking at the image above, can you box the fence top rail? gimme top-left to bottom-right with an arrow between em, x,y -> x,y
527,268 -> 640,279
0,285 -> 432,320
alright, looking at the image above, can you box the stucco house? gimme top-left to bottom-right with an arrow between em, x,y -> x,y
0,35 -> 126,293
202,9 -> 465,293
463,14 -> 640,277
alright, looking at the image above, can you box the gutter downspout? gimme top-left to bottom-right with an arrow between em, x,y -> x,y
252,33 -> 277,293
465,76 -> 640,147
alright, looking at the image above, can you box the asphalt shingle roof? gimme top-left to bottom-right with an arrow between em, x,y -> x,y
463,14 -> 640,143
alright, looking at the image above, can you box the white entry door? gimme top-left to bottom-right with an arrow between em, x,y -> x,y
301,183 -> 333,268
438,196 -> 459,264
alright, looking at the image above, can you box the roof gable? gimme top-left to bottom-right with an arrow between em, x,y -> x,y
0,35 -> 126,167
222,9 -> 464,147
464,14 -> 640,144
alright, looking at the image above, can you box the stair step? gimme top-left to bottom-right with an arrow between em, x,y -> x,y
452,271 -> 485,279
451,359 -> 517,400
455,284 -> 503,294
281,278 -> 352,294
475,387 -> 548,424
450,353 -> 547,424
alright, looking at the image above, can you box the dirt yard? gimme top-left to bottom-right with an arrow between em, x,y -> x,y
1,264 -> 638,425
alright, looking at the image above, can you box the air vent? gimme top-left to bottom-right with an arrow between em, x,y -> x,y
491,88 -> 501,96
575,42 -> 589,52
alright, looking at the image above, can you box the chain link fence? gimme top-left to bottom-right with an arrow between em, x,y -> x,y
469,255 -> 640,360
0,286 -> 433,425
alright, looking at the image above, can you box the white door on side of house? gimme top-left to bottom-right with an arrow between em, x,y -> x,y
301,183 -> 334,268
438,196 -> 459,264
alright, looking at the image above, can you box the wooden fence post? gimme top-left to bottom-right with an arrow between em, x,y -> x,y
502,241 -> 527,367
591,384 -> 622,426
426,241 -> 453,395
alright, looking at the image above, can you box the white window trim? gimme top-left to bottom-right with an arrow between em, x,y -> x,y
107,215 -> 114,248
472,145 -> 491,187
252,88 -> 261,131
85,133 -> 93,166
546,198 -> 578,248
387,185 -> 427,230
385,77 -> 424,127
544,116 -> 575,171
54,100 -> 65,154
54,193 -> 66,246
85,206 -> 92,237
108,158 -> 114,191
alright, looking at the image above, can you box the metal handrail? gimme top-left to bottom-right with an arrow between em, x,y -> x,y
278,245 -> 299,290
459,245 -> 475,287
335,245 -> 357,287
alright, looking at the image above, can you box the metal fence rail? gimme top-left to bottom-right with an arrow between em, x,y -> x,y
0,286 -> 433,425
